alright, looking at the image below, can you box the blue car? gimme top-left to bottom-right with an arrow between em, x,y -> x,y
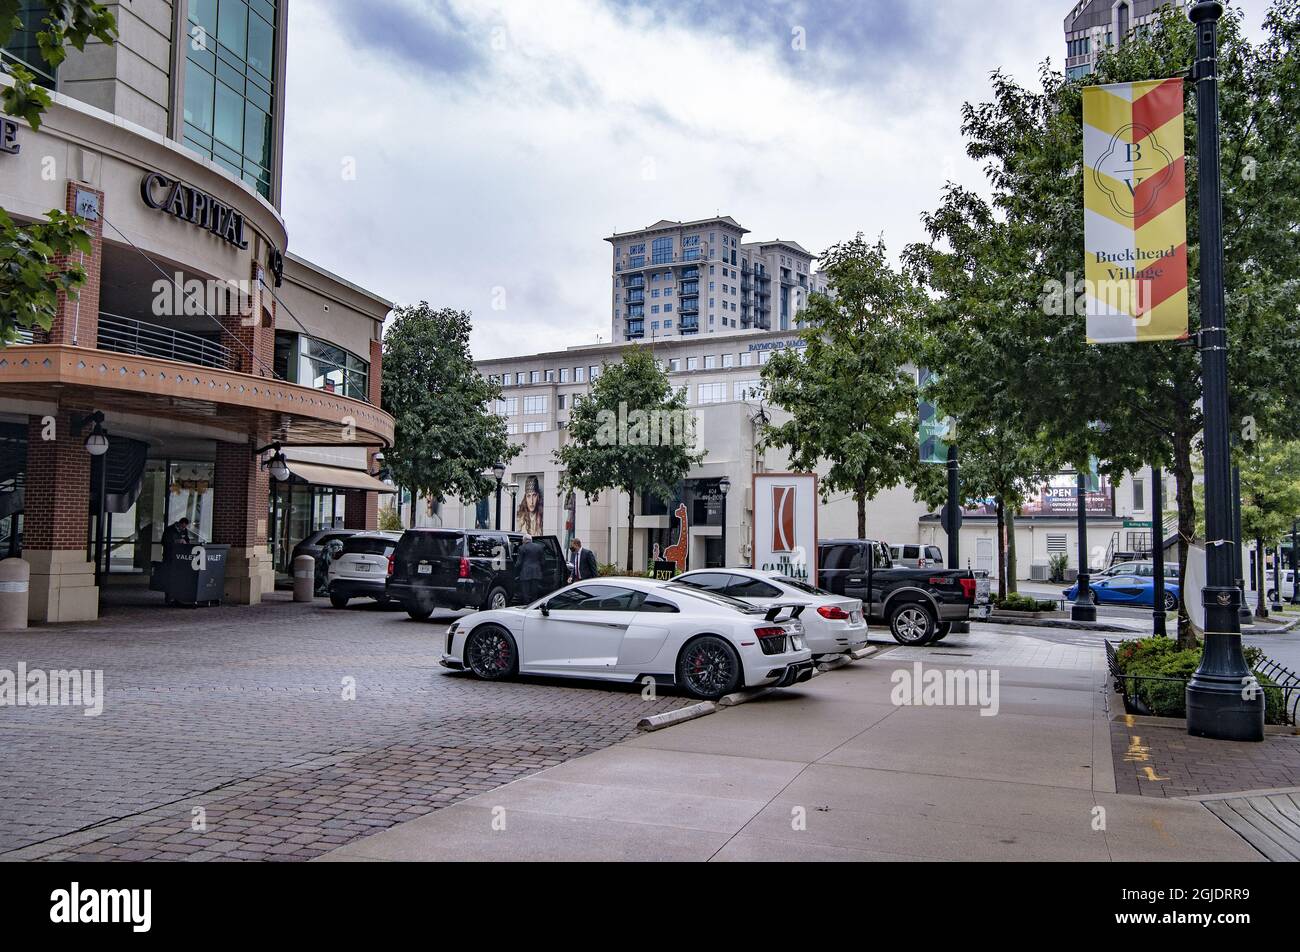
1063,573 -> 1179,612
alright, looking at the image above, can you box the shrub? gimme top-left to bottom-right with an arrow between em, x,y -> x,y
378,507 -> 403,532
995,593 -> 1057,612
1048,552 -> 1069,583
1116,636 -> 1287,724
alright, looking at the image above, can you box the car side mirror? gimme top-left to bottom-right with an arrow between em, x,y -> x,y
539,602 -> 550,617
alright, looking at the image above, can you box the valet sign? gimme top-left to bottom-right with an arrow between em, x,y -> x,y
752,473 -> 818,579
140,171 -> 249,249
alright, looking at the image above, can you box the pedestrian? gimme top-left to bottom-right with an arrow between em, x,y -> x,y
568,538 -> 598,583
515,533 -> 545,604
161,517 -> 192,557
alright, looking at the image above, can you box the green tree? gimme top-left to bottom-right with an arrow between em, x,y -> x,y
0,1 -> 117,345
380,304 -> 518,527
912,3 -> 1300,644
760,234 -> 926,538
555,346 -> 703,570
1238,440 -> 1300,617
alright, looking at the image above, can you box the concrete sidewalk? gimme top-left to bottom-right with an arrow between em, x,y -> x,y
318,634 -> 1261,862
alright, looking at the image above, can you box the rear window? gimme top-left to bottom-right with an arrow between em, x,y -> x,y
397,531 -> 463,560
342,536 -> 397,556
665,584 -> 764,614
775,576 -> 831,596
904,545 -> 920,559
925,547 -> 943,561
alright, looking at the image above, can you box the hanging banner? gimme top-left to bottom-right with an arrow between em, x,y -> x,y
917,368 -> 953,465
1082,78 -> 1188,343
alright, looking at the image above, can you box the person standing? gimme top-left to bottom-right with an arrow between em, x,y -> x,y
515,533 -> 546,604
568,538 -> 598,583
161,517 -> 192,557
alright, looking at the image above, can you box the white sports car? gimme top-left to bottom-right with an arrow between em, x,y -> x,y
439,577 -> 815,700
674,568 -> 869,658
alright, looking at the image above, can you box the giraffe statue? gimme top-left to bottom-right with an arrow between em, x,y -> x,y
662,503 -> 689,575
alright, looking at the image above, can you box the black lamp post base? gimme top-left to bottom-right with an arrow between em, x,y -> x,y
1070,601 -> 1097,622
1186,676 -> 1265,741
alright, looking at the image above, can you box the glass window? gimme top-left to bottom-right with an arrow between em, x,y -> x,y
217,0 -> 248,57
727,576 -> 783,599
183,60 -> 216,134
247,6 -> 274,78
548,584 -> 645,611
675,572 -> 730,592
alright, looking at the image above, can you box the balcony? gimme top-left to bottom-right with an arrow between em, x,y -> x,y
97,313 -> 235,370
626,290 -> 645,304
679,318 -> 699,333
678,301 -> 699,315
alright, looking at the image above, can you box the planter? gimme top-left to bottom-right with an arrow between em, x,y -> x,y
991,609 -> 1069,621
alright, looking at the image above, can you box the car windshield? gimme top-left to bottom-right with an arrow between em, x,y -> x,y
664,584 -> 764,614
774,576 -> 831,596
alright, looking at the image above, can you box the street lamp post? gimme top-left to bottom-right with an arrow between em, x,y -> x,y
507,483 -> 519,532
1292,519 -> 1299,607
76,412 -> 110,587
1231,455 -> 1251,626
1185,1 -> 1264,741
491,461 -> 506,530
718,476 -> 731,569
1152,464 -> 1167,637
1071,469 -> 1096,622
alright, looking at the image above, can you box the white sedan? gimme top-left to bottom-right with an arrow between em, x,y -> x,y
439,577 -> 814,700
674,568 -> 868,658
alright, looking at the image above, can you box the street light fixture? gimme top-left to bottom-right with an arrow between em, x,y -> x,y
1184,0 -> 1264,741
491,461 -> 506,530
718,476 -> 731,569
74,411 -> 110,586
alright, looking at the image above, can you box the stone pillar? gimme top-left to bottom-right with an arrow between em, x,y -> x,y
42,182 -> 104,348
212,438 -> 273,604
23,410 -> 99,622
342,487 -> 377,531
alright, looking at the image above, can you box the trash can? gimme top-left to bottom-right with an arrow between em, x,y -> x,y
157,543 -> 229,606
0,557 -> 29,629
293,555 -> 315,602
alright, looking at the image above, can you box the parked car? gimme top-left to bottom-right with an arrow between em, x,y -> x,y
387,528 -> 567,620
1063,574 -> 1179,612
439,577 -> 814,700
817,538 -> 985,645
1264,569 -> 1296,603
1096,560 -> 1179,580
673,568 -> 867,658
888,543 -> 945,569
292,528 -> 359,566
327,531 -> 403,608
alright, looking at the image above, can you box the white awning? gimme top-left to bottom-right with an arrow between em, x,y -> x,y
286,462 -> 396,493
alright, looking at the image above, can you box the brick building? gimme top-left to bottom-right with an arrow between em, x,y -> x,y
0,1 -> 394,622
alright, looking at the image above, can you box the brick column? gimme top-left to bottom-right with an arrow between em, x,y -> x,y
23,409 -> 99,622
342,488 -> 378,531
222,260 -> 275,377
212,439 -> 273,604
42,182 -> 104,348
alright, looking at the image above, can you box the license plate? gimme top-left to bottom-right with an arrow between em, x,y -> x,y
417,564 -> 432,575
850,611 -> 861,624
355,563 -> 371,572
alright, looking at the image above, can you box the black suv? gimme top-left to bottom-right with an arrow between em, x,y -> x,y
386,529 -> 567,620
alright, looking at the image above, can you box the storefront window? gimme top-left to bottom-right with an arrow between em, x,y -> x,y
275,331 -> 371,401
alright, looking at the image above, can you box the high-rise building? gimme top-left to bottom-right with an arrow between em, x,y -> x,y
1064,0 -> 1184,80
0,0 -> 396,623
606,217 -> 828,342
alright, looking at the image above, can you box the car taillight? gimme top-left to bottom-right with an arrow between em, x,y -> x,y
817,605 -> 849,620
959,577 -> 977,600
386,555 -> 394,577
753,626 -> 785,638
458,557 -> 471,579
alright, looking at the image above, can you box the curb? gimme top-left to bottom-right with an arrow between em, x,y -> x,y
851,646 -> 878,660
816,654 -> 855,673
717,687 -> 776,707
637,701 -> 716,731
980,614 -> 1135,633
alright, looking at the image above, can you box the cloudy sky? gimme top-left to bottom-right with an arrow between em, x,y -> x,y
278,0 -> 1271,360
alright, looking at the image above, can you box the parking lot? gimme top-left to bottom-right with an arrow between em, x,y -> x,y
0,595 -> 693,861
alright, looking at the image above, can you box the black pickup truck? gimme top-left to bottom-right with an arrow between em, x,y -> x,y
817,539 -> 988,645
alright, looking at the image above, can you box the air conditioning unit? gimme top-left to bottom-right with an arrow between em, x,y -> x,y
1030,562 -> 1050,582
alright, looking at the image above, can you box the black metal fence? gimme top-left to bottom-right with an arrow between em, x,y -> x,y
97,313 -> 234,370
1106,639 -> 1300,726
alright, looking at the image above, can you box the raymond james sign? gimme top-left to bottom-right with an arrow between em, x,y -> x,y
747,337 -> 807,353
140,171 -> 249,249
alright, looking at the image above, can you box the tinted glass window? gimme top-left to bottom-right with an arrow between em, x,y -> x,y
872,543 -> 890,569
397,532 -> 462,560
548,584 -> 645,611
925,547 -> 943,561
676,573 -> 731,592
904,546 -> 919,559
820,545 -> 862,571
727,577 -> 783,599
665,585 -> 761,613
776,576 -> 831,596
342,536 -> 396,556
639,595 -> 679,613
468,534 -> 505,559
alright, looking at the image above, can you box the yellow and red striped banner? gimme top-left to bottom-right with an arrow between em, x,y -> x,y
1082,78 -> 1188,343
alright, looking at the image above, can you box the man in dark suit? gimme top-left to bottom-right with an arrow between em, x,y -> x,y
514,533 -> 546,604
568,538 -> 598,583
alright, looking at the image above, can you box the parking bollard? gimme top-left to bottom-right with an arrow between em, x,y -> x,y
293,555 -> 316,602
0,557 -> 30,629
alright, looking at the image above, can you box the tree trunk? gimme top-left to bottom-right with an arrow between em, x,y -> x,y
995,497 -> 1006,600
627,489 -> 636,572
1172,427 -> 1197,648
1255,536 -> 1268,619
856,481 -> 867,539
1006,507 -> 1019,595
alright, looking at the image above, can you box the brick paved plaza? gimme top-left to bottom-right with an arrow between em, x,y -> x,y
1111,717 -> 1300,798
0,593 -> 692,861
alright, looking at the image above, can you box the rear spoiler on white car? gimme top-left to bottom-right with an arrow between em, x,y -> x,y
764,604 -> 805,622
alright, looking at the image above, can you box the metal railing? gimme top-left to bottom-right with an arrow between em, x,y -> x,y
96,313 -> 235,370
1106,640 -> 1300,726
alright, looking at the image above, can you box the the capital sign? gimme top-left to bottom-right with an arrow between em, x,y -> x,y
0,117 -> 20,155
140,172 -> 249,249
